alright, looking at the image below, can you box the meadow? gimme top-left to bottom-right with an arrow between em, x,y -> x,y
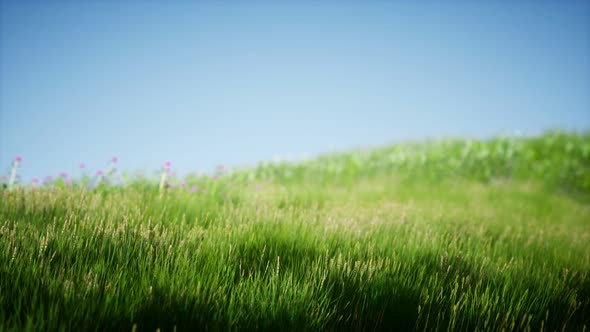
1,131 -> 589,331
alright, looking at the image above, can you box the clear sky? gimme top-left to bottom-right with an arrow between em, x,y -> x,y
1,1 -> 589,182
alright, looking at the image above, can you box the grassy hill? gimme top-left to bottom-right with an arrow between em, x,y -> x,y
1,131 -> 589,331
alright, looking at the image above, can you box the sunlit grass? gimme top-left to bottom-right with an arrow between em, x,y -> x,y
1,131 -> 589,331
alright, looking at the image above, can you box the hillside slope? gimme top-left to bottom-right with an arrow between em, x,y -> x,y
1,132 -> 589,331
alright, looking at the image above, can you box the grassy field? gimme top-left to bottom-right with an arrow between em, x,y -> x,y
1,131 -> 589,331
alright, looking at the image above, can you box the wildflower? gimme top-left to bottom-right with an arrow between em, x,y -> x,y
78,163 -> 86,169
31,178 -> 39,186
59,172 -> 68,178
105,157 -> 118,176
8,156 -> 22,190
159,161 -> 171,194
180,183 -> 186,189
256,185 -> 262,191
42,176 -> 51,186
91,170 -> 104,188
217,164 -> 225,171
189,185 -> 198,193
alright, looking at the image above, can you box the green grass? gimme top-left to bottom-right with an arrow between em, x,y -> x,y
1,131 -> 589,331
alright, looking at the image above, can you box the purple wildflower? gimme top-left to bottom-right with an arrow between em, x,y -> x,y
189,185 -> 198,193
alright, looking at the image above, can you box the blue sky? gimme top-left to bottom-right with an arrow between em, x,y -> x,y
1,1 -> 589,182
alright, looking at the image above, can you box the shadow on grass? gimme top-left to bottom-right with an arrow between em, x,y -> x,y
2,236 -> 588,331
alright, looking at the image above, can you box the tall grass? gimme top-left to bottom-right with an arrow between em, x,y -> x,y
1,131 -> 589,331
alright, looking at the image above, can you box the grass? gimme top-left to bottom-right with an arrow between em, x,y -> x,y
1,131 -> 589,331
